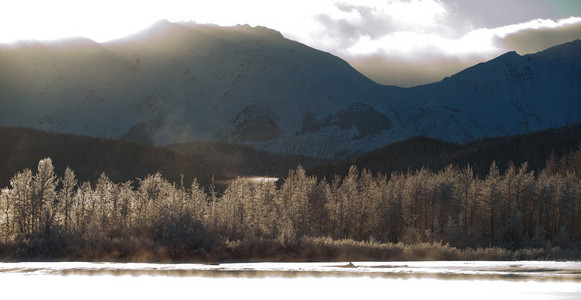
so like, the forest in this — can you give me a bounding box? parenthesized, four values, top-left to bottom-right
(309, 123, 581, 179)
(0, 126, 326, 189)
(1, 150, 581, 261)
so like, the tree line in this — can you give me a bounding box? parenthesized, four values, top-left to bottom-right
(309, 123, 581, 180)
(1, 127, 330, 193)
(1, 156, 580, 261)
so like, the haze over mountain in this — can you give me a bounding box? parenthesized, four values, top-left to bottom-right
(1, 21, 580, 158)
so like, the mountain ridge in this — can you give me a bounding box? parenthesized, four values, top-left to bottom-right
(1, 22, 579, 158)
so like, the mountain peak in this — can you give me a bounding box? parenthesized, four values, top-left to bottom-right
(231, 24, 285, 39)
(501, 50, 520, 58)
(110, 19, 191, 44)
(109, 20, 287, 47)
(1, 25, 580, 159)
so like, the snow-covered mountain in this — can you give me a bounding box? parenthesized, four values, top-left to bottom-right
(396, 42, 581, 143)
(1, 21, 580, 158)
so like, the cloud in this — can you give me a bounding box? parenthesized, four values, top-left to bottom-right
(314, 3, 396, 40)
(305, 0, 451, 55)
(497, 19, 581, 54)
(327, 10, 581, 87)
(441, 0, 549, 29)
(441, 0, 581, 29)
(312, 1, 581, 59)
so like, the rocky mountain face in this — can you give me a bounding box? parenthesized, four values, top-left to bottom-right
(1, 21, 580, 158)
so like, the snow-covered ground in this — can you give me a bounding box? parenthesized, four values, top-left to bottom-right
(1, 261, 580, 299)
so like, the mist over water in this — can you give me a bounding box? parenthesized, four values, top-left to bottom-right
(2, 261, 581, 299)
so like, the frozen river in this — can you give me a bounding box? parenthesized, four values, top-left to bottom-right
(1, 261, 581, 299)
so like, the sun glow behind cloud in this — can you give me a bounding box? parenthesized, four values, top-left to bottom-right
(1, 1, 162, 43)
(385, 0, 447, 28)
(0, 0, 330, 43)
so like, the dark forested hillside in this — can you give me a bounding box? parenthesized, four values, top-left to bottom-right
(0, 127, 324, 188)
(167, 142, 326, 179)
(309, 123, 581, 179)
(0, 127, 213, 187)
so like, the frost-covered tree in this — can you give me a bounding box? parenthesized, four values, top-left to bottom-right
(72, 181, 94, 236)
(478, 161, 503, 244)
(116, 181, 134, 231)
(0, 188, 13, 240)
(324, 175, 343, 238)
(95, 173, 115, 232)
(276, 166, 317, 237)
(2, 156, 581, 259)
(402, 168, 431, 242)
(249, 180, 274, 238)
(354, 168, 378, 240)
(59, 167, 77, 233)
(136, 172, 173, 227)
(215, 177, 249, 239)
(10, 169, 33, 236)
(31, 158, 59, 235)
(188, 178, 209, 225)
(336, 166, 359, 239)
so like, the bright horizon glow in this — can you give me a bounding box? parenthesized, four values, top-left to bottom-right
(0, 0, 333, 44)
(2, 0, 581, 86)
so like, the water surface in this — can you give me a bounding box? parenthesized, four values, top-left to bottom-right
(2, 261, 580, 299)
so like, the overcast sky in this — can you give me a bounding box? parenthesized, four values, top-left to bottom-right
(2, 0, 581, 86)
